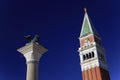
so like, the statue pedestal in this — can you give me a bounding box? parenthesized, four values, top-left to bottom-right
(17, 43, 47, 80)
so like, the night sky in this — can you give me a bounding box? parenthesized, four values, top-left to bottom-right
(0, 0, 120, 80)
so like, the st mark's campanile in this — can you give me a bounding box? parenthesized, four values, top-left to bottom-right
(78, 8, 110, 80)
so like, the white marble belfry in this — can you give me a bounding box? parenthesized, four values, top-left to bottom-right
(17, 42, 47, 80)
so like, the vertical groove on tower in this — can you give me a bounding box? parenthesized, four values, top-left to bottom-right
(95, 67, 98, 80)
(85, 70, 87, 80)
(86, 70, 89, 80)
(82, 71, 85, 80)
(96, 67, 102, 80)
(88, 69, 92, 80)
(92, 68, 97, 80)
(91, 68, 93, 80)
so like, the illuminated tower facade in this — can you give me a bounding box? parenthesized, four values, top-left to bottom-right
(78, 9, 110, 80)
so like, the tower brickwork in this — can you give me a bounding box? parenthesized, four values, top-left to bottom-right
(78, 9, 110, 80)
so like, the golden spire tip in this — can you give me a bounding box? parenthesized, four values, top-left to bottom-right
(84, 8, 87, 13)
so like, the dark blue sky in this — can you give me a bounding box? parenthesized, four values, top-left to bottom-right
(0, 0, 120, 80)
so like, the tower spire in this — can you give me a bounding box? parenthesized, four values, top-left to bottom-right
(84, 8, 87, 13)
(80, 8, 98, 38)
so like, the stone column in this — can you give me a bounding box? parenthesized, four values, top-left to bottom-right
(17, 42, 47, 80)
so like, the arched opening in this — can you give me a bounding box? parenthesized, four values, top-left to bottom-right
(83, 55, 86, 61)
(92, 52, 94, 58)
(86, 54, 89, 59)
(89, 52, 92, 58)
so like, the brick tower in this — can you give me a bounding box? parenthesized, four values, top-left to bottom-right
(78, 8, 110, 80)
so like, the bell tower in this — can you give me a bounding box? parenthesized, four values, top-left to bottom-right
(78, 8, 110, 80)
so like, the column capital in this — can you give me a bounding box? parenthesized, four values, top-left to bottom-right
(17, 42, 48, 62)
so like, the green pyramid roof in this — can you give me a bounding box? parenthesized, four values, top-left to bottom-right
(80, 12, 99, 37)
(81, 18, 91, 36)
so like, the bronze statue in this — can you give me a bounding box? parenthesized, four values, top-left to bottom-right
(24, 35, 39, 43)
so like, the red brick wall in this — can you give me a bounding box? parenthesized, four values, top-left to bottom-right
(80, 35, 94, 46)
(82, 67, 110, 80)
